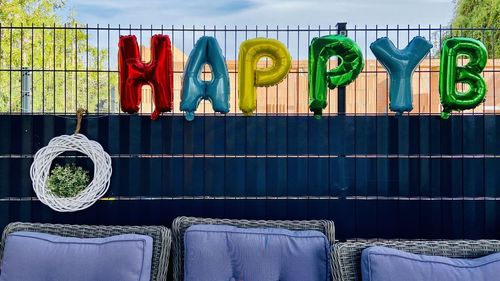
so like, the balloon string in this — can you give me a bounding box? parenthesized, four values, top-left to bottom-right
(74, 108, 87, 135)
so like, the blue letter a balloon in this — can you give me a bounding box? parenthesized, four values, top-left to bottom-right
(181, 36, 230, 121)
(370, 36, 432, 115)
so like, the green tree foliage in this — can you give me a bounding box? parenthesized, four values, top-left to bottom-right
(0, 0, 118, 113)
(451, 0, 500, 57)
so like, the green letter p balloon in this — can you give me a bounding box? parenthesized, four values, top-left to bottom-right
(309, 35, 364, 119)
(439, 37, 488, 119)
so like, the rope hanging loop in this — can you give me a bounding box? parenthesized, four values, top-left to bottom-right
(74, 108, 87, 135)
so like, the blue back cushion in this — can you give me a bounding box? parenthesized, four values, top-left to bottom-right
(184, 224, 330, 281)
(0, 231, 153, 281)
(362, 246, 500, 281)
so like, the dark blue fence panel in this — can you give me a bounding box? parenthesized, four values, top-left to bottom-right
(0, 114, 498, 240)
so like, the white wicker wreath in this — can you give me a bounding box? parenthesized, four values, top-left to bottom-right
(30, 133, 112, 212)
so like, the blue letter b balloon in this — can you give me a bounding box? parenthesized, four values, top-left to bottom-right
(181, 36, 230, 121)
(370, 36, 432, 115)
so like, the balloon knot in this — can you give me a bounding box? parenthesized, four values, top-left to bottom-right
(185, 112, 195, 121)
(151, 110, 160, 120)
(440, 111, 451, 120)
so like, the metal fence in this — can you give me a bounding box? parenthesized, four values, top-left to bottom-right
(0, 24, 498, 115)
(0, 24, 499, 240)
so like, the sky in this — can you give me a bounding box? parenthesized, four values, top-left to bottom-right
(66, 0, 456, 27)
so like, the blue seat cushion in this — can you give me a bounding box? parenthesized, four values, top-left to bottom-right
(0, 231, 153, 281)
(361, 246, 500, 281)
(184, 224, 330, 281)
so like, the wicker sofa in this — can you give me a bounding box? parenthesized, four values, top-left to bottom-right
(171, 216, 336, 281)
(5, 221, 499, 281)
(331, 239, 500, 281)
(0, 222, 172, 281)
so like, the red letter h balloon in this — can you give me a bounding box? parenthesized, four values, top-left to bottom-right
(118, 35, 173, 120)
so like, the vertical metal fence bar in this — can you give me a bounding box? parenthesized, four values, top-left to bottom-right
(9, 24, 12, 113)
(169, 24, 173, 118)
(244, 24, 248, 200)
(326, 25, 330, 115)
(438, 24, 443, 232)
(428, 25, 431, 116)
(63, 24, 67, 114)
(460, 26, 466, 238)
(374, 24, 379, 236)
(327, 24, 332, 227)
(150, 25, 154, 114)
(203, 24, 207, 199)
(460, 26, 465, 116)
(234, 25, 237, 116)
(75, 24, 78, 113)
(384, 25, 388, 115)
(285, 25, 291, 214)
(42, 24, 45, 113)
(0, 25, 2, 111)
(296, 25, 300, 115)
(353, 25, 357, 115)
(20, 24, 23, 113)
(52, 24, 55, 114)
(416, 24, 422, 233)
(494, 26, 497, 114)
(31, 24, 34, 113)
(353, 24, 358, 237)
(168, 24, 174, 202)
(482, 26, 487, 236)
(96, 25, 99, 114)
(84, 24, 88, 111)
(285, 25, 289, 116)
(181, 25, 185, 198)
(336, 23, 347, 115)
(118, 24, 122, 116)
(107, 24, 110, 113)
(277, 25, 281, 115)
(223, 24, 227, 202)
(203, 25, 207, 115)
(0, 23, 2, 113)
(138, 24, 142, 115)
(319, 26, 324, 114)
(364, 25, 368, 115)
(417, 25, 421, 114)
(426, 25, 432, 237)
(265, 25, 269, 115)
(305, 25, 310, 220)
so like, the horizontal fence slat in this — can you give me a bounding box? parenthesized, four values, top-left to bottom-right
(2, 115, 499, 155)
(0, 199, 498, 240)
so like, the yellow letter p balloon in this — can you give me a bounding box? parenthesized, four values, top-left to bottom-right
(238, 38, 292, 115)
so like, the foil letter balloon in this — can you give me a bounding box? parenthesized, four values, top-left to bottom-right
(370, 36, 432, 115)
(180, 36, 230, 121)
(238, 38, 292, 116)
(118, 35, 173, 120)
(309, 35, 364, 119)
(439, 37, 488, 119)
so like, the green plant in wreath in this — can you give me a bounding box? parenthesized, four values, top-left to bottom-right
(47, 163, 90, 197)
